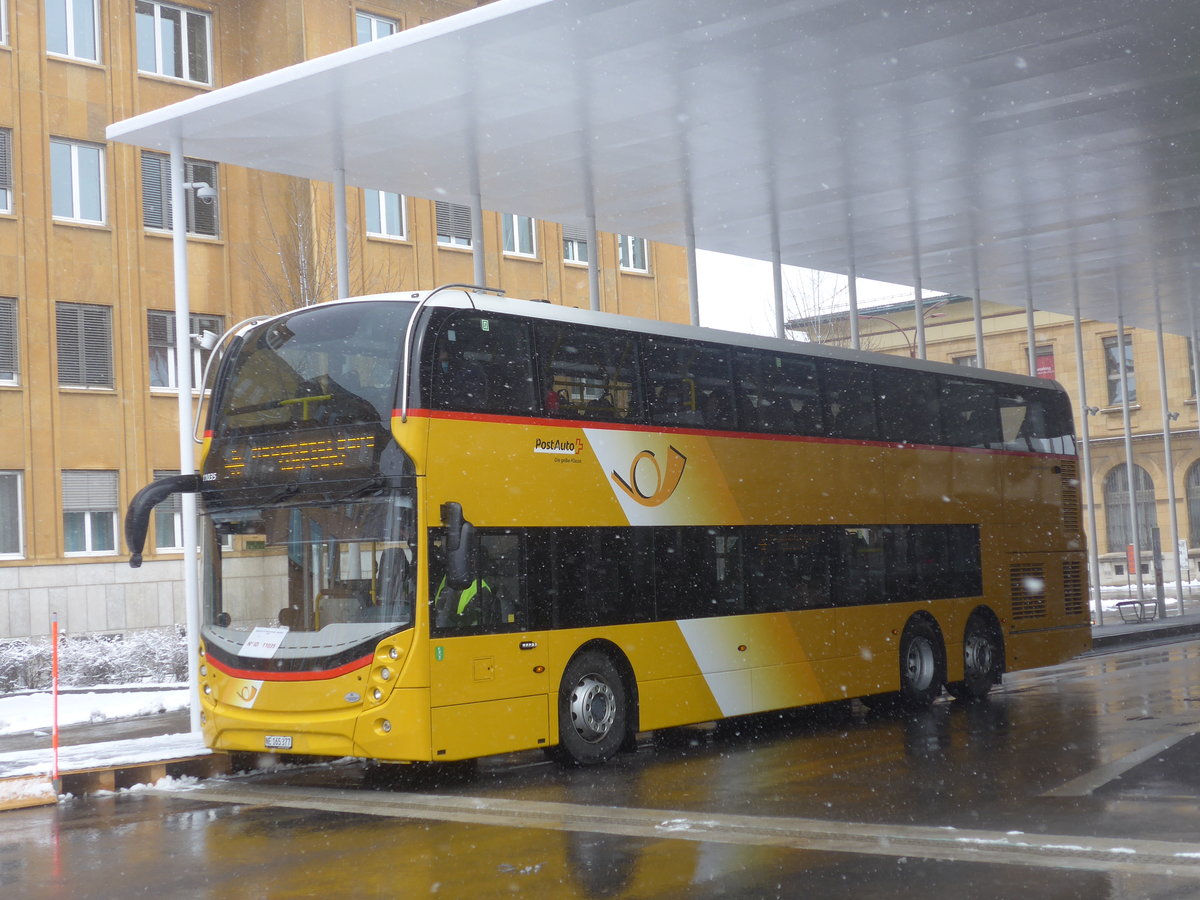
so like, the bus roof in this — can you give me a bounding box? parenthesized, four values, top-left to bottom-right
(281, 290, 1069, 395)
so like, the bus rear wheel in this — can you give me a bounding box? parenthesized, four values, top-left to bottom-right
(947, 615, 1002, 702)
(898, 619, 945, 709)
(551, 651, 628, 767)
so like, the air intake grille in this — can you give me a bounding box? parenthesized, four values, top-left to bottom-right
(1063, 559, 1086, 616)
(1059, 461, 1081, 531)
(1011, 564, 1047, 620)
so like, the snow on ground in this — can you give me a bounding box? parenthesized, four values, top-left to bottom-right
(0, 687, 189, 736)
(0, 733, 209, 779)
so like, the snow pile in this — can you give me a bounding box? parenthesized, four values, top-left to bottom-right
(0, 688, 190, 736)
(0, 628, 186, 693)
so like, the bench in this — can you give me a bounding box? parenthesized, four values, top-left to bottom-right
(1115, 600, 1159, 624)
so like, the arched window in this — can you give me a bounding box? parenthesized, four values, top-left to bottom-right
(1103, 464, 1157, 554)
(1186, 461, 1200, 547)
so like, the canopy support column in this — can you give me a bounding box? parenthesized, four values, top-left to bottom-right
(470, 193, 485, 286)
(169, 134, 201, 735)
(1155, 290, 1179, 617)
(686, 225, 700, 327)
(1117, 315, 1146, 602)
(972, 293, 985, 367)
(587, 215, 600, 311)
(847, 262, 859, 350)
(1072, 301, 1102, 624)
(772, 249, 785, 340)
(334, 168, 349, 299)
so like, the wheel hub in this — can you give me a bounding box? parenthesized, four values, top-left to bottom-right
(569, 674, 616, 743)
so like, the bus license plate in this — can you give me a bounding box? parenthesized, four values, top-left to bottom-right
(264, 735, 293, 750)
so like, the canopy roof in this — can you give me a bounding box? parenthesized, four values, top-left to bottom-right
(108, 0, 1200, 335)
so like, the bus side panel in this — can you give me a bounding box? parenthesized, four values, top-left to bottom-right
(430, 695, 550, 761)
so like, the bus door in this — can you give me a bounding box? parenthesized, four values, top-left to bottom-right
(428, 531, 550, 760)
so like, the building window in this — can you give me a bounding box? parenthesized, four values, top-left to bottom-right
(502, 214, 536, 257)
(562, 224, 589, 264)
(141, 152, 219, 236)
(148, 310, 224, 389)
(0, 128, 11, 214)
(1, 1, 8, 46)
(56, 302, 112, 388)
(436, 201, 472, 247)
(50, 139, 104, 224)
(1102, 335, 1135, 405)
(953, 354, 979, 368)
(0, 471, 22, 559)
(153, 469, 184, 550)
(1104, 464, 1156, 553)
(136, 1, 212, 84)
(63, 470, 118, 555)
(365, 189, 405, 239)
(0, 297, 16, 384)
(356, 11, 398, 43)
(618, 235, 648, 272)
(46, 0, 98, 62)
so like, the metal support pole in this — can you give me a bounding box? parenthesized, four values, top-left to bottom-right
(1155, 302, 1179, 617)
(912, 272, 926, 360)
(1116, 315, 1145, 601)
(1025, 285, 1037, 377)
(972, 292, 986, 368)
(169, 135, 201, 735)
(686, 225, 700, 327)
(1073, 303, 1103, 624)
(586, 214, 600, 312)
(333, 168, 349, 300)
(772, 251, 785, 340)
(847, 262, 860, 350)
(470, 192, 485, 287)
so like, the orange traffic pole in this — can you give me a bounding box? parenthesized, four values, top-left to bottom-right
(51, 612, 60, 788)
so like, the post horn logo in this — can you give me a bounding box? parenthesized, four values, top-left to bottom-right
(612, 446, 687, 507)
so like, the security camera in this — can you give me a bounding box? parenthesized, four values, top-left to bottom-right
(194, 183, 217, 205)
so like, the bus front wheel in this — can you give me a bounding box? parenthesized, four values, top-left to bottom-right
(552, 651, 628, 767)
(898, 619, 945, 709)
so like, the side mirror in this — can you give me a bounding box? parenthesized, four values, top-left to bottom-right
(440, 501, 475, 590)
(125, 474, 201, 568)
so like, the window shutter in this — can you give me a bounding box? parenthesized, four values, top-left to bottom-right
(436, 201, 472, 240)
(562, 224, 588, 244)
(0, 129, 11, 191)
(81, 305, 113, 387)
(152, 469, 182, 513)
(56, 303, 83, 385)
(147, 310, 174, 348)
(62, 470, 119, 513)
(187, 160, 217, 236)
(141, 151, 166, 229)
(0, 298, 16, 378)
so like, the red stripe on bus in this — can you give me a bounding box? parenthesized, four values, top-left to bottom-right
(393, 408, 1074, 459)
(207, 653, 372, 682)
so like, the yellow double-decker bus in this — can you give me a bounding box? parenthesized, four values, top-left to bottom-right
(127, 287, 1090, 767)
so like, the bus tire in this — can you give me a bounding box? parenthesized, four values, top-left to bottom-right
(552, 650, 628, 767)
(898, 618, 945, 709)
(947, 614, 1002, 702)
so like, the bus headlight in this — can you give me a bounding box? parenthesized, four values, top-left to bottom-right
(378, 667, 391, 681)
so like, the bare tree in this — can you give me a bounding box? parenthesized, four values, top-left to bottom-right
(246, 177, 409, 315)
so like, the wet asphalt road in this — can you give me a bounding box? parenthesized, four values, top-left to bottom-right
(4, 638, 1200, 899)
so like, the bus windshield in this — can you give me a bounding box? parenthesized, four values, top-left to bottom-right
(215, 301, 413, 434)
(200, 491, 415, 666)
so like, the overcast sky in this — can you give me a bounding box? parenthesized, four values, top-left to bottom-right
(695, 250, 924, 337)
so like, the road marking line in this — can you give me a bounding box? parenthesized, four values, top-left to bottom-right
(157, 782, 1200, 878)
(1042, 731, 1194, 798)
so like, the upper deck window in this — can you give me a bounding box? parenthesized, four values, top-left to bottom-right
(216, 302, 412, 433)
(431, 312, 535, 415)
